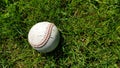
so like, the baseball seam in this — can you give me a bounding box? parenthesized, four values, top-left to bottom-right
(33, 23, 54, 48)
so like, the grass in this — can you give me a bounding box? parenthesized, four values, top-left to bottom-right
(0, 0, 120, 68)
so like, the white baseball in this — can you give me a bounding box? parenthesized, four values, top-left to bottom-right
(28, 22, 60, 53)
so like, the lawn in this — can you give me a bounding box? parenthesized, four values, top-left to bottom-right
(0, 0, 120, 68)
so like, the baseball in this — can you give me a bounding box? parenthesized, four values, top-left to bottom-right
(28, 22, 60, 53)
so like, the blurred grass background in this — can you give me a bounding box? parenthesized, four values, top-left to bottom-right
(0, 0, 120, 68)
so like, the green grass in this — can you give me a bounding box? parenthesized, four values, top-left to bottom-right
(0, 0, 120, 68)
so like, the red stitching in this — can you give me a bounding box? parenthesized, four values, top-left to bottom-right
(33, 23, 54, 48)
